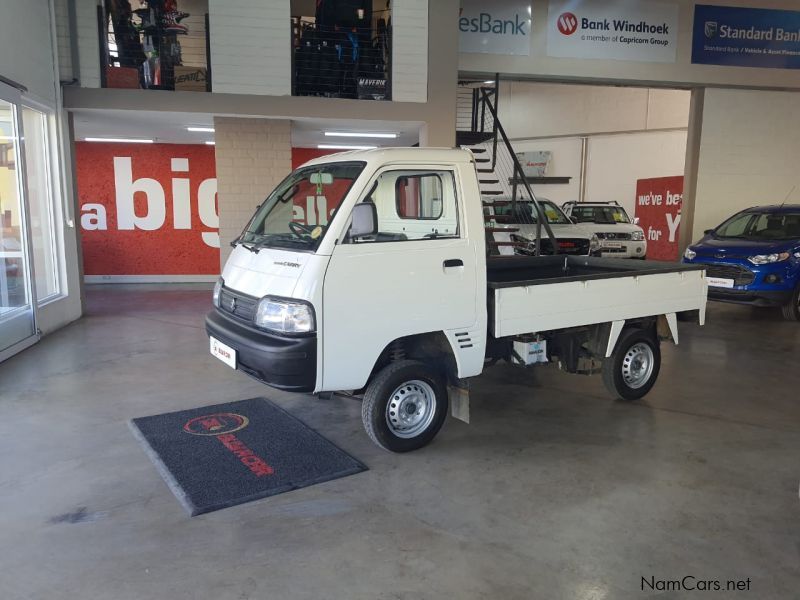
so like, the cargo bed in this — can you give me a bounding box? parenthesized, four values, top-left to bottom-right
(487, 256, 707, 338)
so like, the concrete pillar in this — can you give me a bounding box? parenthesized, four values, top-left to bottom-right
(420, 0, 459, 147)
(678, 88, 704, 254)
(213, 117, 292, 267)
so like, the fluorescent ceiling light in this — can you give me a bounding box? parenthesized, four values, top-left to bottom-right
(205, 140, 215, 145)
(324, 131, 397, 139)
(187, 126, 215, 132)
(84, 137, 154, 143)
(318, 144, 377, 150)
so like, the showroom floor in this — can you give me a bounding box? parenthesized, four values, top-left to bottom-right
(1, 284, 798, 600)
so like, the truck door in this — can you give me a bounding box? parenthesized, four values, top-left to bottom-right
(322, 166, 479, 391)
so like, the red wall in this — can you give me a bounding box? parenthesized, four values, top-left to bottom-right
(76, 142, 219, 276)
(76, 144, 345, 277)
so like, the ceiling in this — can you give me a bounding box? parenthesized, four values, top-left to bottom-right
(71, 109, 422, 148)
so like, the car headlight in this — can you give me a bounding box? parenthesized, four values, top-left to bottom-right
(747, 252, 790, 265)
(631, 230, 645, 241)
(589, 235, 600, 251)
(254, 297, 315, 334)
(684, 248, 697, 261)
(212, 277, 224, 307)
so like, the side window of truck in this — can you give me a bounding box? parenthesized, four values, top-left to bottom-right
(352, 170, 459, 242)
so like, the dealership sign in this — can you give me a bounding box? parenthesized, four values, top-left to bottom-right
(547, 0, 678, 63)
(459, 0, 532, 55)
(692, 5, 800, 69)
(635, 176, 683, 261)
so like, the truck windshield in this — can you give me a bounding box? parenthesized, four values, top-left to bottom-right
(237, 161, 365, 252)
(715, 211, 800, 241)
(494, 200, 570, 225)
(570, 205, 630, 225)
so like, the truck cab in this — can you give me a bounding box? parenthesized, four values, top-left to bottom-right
(207, 148, 707, 453)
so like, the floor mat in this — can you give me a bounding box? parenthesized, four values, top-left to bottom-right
(130, 397, 367, 516)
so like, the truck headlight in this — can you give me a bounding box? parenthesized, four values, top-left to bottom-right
(212, 277, 224, 307)
(631, 230, 645, 241)
(748, 252, 790, 265)
(684, 248, 697, 261)
(589, 235, 600, 252)
(254, 297, 315, 334)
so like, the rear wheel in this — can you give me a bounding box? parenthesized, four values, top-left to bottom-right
(781, 285, 800, 321)
(602, 328, 661, 401)
(361, 360, 448, 453)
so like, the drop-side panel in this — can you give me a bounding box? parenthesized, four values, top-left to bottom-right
(493, 271, 707, 338)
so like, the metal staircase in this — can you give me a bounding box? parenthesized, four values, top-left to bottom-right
(456, 79, 561, 256)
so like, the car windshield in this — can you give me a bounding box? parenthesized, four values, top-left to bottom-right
(238, 161, 365, 252)
(570, 205, 630, 224)
(714, 210, 800, 241)
(493, 200, 570, 225)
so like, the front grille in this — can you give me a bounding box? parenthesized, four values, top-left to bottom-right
(597, 232, 632, 240)
(219, 287, 258, 321)
(699, 263, 755, 286)
(543, 238, 591, 255)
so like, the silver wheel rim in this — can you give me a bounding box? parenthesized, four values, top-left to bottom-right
(621, 342, 655, 389)
(386, 380, 437, 439)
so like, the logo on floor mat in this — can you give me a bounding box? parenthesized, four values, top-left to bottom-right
(183, 413, 249, 436)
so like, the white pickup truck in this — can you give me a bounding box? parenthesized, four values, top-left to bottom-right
(206, 148, 708, 452)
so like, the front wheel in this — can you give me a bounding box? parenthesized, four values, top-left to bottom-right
(781, 285, 800, 321)
(361, 360, 448, 453)
(602, 328, 661, 401)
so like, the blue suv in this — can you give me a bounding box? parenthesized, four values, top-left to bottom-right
(683, 205, 800, 321)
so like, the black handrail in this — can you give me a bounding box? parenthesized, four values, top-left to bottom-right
(478, 87, 562, 256)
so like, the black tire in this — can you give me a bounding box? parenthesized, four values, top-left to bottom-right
(602, 328, 661, 401)
(361, 360, 448, 453)
(781, 285, 800, 321)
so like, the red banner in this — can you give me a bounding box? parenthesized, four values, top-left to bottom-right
(76, 142, 219, 276)
(635, 176, 684, 261)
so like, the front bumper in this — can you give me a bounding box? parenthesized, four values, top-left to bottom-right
(598, 240, 647, 259)
(707, 288, 792, 307)
(205, 308, 317, 392)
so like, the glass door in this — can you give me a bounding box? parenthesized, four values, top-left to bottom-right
(0, 84, 38, 358)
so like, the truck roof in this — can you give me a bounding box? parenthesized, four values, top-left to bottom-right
(300, 147, 476, 168)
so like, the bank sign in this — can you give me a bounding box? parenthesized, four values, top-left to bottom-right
(459, 0, 531, 55)
(547, 0, 678, 63)
(692, 5, 800, 69)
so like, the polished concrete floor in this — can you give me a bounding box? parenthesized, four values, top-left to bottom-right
(1, 284, 799, 600)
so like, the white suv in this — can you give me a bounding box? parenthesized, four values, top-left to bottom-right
(562, 201, 647, 259)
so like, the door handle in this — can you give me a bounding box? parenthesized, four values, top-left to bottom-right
(443, 259, 464, 268)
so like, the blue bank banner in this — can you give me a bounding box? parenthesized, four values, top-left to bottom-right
(692, 4, 800, 69)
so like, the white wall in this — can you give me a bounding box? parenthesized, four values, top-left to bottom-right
(460, 0, 800, 90)
(691, 88, 800, 240)
(513, 137, 583, 205)
(501, 82, 690, 140)
(392, 0, 429, 103)
(210, 0, 291, 95)
(586, 130, 688, 215)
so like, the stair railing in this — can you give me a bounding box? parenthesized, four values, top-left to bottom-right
(478, 86, 561, 256)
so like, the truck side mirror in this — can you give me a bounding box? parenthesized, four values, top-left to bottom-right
(633, 217, 640, 225)
(704, 229, 714, 235)
(349, 202, 378, 239)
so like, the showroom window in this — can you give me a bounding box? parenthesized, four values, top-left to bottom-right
(22, 106, 62, 302)
(353, 169, 459, 242)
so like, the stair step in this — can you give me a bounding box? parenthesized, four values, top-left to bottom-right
(475, 159, 490, 165)
(481, 190, 504, 195)
(479, 179, 500, 184)
(469, 148, 487, 154)
(476, 168, 494, 173)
